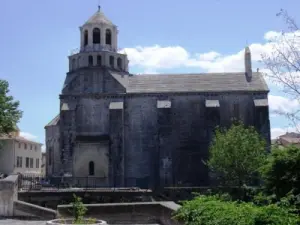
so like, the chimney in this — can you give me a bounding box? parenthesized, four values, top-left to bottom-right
(244, 46, 252, 81)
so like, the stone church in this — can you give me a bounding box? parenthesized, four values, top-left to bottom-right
(45, 7, 271, 188)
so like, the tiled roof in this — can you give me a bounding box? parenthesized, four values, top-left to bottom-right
(109, 71, 269, 93)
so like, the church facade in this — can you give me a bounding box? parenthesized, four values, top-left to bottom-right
(45, 7, 271, 188)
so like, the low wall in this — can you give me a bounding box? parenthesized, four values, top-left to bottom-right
(14, 200, 57, 220)
(58, 201, 182, 225)
(0, 175, 18, 216)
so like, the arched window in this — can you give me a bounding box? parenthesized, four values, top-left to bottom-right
(109, 56, 114, 67)
(117, 58, 122, 69)
(97, 55, 102, 66)
(105, 29, 112, 45)
(84, 30, 88, 46)
(89, 161, 95, 176)
(93, 28, 101, 44)
(72, 58, 76, 70)
(88, 55, 93, 66)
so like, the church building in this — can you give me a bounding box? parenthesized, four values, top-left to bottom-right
(45, 7, 271, 188)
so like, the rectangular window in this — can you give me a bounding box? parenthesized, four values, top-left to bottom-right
(36, 158, 39, 168)
(30, 158, 33, 168)
(233, 103, 240, 119)
(18, 143, 21, 148)
(30, 144, 32, 150)
(24, 143, 27, 150)
(25, 157, 29, 168)
(34, 145, 37, 151)
(16, 156, 22, 168)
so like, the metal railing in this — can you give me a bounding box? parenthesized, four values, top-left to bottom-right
(18, 175, 109, 191)
(70, 44, 125, 56)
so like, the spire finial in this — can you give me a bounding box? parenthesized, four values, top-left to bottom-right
(98, 0, 101, 11)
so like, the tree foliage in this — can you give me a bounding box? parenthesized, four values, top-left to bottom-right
(261, 9, 300, 128)
(260, 145, 300, 198)
(0, 79, 22, 135)
(207, 122, 267, 186)
(174, 195, 299, 225)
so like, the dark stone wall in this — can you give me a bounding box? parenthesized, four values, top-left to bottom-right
(109, 104, 124, 187)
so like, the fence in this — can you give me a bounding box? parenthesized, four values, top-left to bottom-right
(18, 174, 109, 191)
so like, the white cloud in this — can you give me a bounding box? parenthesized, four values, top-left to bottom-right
(41, 145, 46, 152)
(271, 126, 299, 139)
(120, 30, 299, 74)
(19, 132, 38, 141)
(268, 95, 299, 114)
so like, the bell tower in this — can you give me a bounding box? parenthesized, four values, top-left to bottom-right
(67, 6, 129, 77)
(80, 6, 118, 52)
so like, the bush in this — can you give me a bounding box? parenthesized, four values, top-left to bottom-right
(260, 145, 300, 198)
(207, 122, 266, 186)
(173, 195, 299, 225)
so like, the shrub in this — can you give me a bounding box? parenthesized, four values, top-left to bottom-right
(207, 122, 266, 187)
(173, 195, 299, 225)
(260, 145, 300, 198)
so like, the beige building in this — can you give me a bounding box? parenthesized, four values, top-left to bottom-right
(272, 132, 300, 148)
(41, 152, 46, 176)
(0, 129, 43, 175)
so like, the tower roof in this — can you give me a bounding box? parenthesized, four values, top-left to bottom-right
(84, 6, 115, 26)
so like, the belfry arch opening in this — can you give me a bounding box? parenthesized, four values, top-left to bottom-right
(93, 28, 101, 44)
(84, 30, 88, 46)
(89, 161, 95, 176)
(105, 29, 112, 45)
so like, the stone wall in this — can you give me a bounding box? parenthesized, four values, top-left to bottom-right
(0, 175, 18, 216)
(57, 201, 182, 225)
(53, 91, 270, 188)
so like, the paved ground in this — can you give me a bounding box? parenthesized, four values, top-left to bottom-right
(0, 219, 46, 225)
(0, 220, 159, 225)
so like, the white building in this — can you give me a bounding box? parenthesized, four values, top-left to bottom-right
(0, 129, 42, 175)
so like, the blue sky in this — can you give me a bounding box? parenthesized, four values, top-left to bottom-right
(0, 0, 299, 149)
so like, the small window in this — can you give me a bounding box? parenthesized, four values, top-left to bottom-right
(109, 56, 114, 67)
(34, 145, 37, 151)
(84, 30, 88, 46)
(18, 143, 21, 148)
(117, 58, 122, 69)
(30, 145, 32, 150)
(97, 55, 102, 66)
(25, 157, 29, 168)
(30, 158, 33, 168)
(24, 143, 27, 150)
(88, 55, 93, 66)
(72, 58, 76, 71)
(16, 156, 22, 168)
(89, 161, 95, 176)
(36, 158, 39, 168)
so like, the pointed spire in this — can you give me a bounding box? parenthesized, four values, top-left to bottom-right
(83, 6, 115, 26)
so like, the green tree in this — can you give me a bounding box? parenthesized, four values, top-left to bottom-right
(174, 195, 300, 225)
(0, 79, 22, 135)
(260, 145, 300, 198)
(207, 122, 267, 186)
